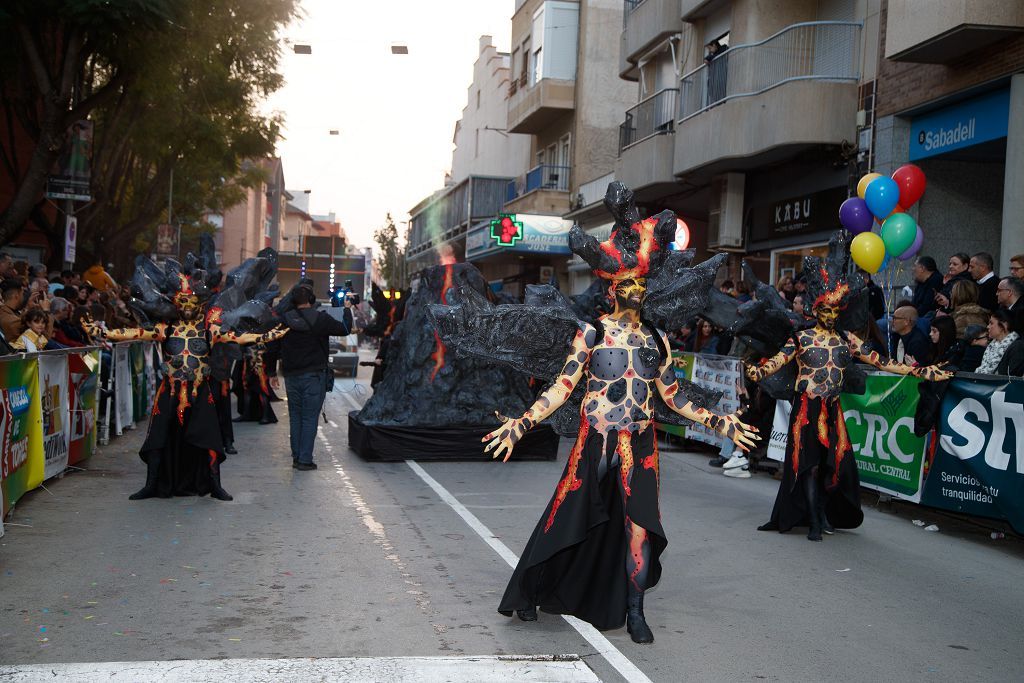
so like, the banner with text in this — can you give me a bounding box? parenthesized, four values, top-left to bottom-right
(921, 376, 1024, 533)
(68, 349, 100, 466)
(113, 344, 133, 434)
(39, 354, 70, 480)
(0, 357, 44, 517)
(685, 354, 743, 449)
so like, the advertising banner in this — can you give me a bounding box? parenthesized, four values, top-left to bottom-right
(766, 400, 792, 463)
(686, 354, 743, 449)
(45, 120, 93, 201)
(0, 357, 44, 517)
(113, 344, 133, 435)
(39, 354, 70, 480)
(842, 373, 928, 502)
(68, 350, 100, 466)
(921, 376, 1024, 533)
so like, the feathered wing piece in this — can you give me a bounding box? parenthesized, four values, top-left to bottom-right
(211, 249, 281, 333)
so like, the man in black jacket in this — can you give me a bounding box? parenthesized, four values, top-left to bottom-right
(266, 286, 349, 470)
(911, 256, 944, 319)
(969, 252, 999, 312)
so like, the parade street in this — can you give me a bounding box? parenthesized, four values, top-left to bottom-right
(0, 364, 1020, 683)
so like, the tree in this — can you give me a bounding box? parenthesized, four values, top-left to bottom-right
(374, 213, 405, 289)
(0, 0, 176, 246)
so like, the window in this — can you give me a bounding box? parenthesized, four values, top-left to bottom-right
(475, 128, 479, 158)
(520, 39, 530, 84)
(530, 6, 544, 85)
(559, 135, 570, 169)
(476, 90, 481, 109)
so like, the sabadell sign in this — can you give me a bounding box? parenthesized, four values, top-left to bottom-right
(909, 88, 1009, 161)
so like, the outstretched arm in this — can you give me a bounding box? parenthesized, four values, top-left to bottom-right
(654, 332, 759, 452)
(745, 339, 797, 381)
(483, 325, 595, 462)
(847, 333, 952, 381)
(211, 325, 288, 346)
(84, 320, 165, 342)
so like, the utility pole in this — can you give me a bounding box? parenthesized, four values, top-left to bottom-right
(169, 167, 179, 260)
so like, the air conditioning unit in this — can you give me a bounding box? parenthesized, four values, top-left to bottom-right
(707, 172, 745, 251)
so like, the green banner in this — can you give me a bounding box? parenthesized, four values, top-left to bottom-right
(658, 351, 695, 437)
(68, 349, 100, 466)
(0, 357, 44, 516)
(842, 373, 927, 502)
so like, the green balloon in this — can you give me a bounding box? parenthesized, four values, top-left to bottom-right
(880, 213, 917, 257)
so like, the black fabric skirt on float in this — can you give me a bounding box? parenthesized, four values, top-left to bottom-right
(498, 425, 666, 631)
(765, 393, 864, 532)
(140, 378, 225, 498)
(214, 379, 234, 444)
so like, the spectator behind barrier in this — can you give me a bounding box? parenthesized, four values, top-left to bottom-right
(13, 308, 49, 352)
(996, 277, 1023, 334)
(948, 279, 990, 337)
(976, 310, 1024, 376)
(927, 316, 958, 366)
(969, 252, 999, 312)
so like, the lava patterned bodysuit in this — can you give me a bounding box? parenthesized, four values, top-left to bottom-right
(89, 277, 285, 501)
(491, 275, 757, 643)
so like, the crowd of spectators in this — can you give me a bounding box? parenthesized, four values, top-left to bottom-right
(0, 252, 132, 354)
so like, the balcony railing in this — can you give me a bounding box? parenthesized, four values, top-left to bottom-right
(577, 172, 615, 208)
(622, 0, 645, 26)
(679, 21, 861, 121)
(506, 164, 572, 202)
(618, 88, 678, 152)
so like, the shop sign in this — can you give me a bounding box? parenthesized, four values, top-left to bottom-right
(910, 89, 1009, 161)
(466, 214, 572, 260)
(749, 186, 846, 242)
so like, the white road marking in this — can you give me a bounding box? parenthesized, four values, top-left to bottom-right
(0, 655, 600, 682)
(406, 460, 654, 683)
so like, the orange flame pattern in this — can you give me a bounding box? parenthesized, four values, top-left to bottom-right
(544, 420, 589, 532)
(429, 264, 455, 382)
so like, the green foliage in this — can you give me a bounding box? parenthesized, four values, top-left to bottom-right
(374, 213, 406, 289)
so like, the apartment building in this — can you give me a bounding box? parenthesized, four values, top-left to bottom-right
(406, 36, 530, 281)
(218, 157, 287, 272)
(872, 0, 1024, 273)
(606, 0, 871, 286)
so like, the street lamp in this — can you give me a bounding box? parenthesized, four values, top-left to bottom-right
(293, 44, 312, 54)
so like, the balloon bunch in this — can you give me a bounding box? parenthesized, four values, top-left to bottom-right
(839, 164, 927, 274)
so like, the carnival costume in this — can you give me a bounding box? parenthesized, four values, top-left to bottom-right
(87, 243, 285, 501)
(235, 342, 277, 424)
(430, 182, 759, 643)
(742, 233, 950, 540)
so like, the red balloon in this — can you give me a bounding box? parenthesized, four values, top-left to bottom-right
(892, 164, 926, 209)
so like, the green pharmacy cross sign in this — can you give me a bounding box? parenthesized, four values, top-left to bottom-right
(490, 214, 524, 247)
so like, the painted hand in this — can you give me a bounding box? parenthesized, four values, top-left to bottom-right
(744, 363, 763, 382)
(912, 364, 953, 382)
(482, 411, 533, 463)
(82, 319, 104, 339)
(708, 409, 761, 452)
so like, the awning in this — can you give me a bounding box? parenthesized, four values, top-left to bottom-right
(465, 213, 574, 261)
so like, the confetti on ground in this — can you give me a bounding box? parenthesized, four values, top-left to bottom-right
(835, 568, 851, 572)
(84, 616, 94, 620)
(181, 565, 196, 570)
(228, 638, 241, 642)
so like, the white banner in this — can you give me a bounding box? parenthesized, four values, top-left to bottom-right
(39, 354, 70, 480)
(767, 400, 793, 463)
(686, 354, 743, 448)
(113, 344, 133, 435)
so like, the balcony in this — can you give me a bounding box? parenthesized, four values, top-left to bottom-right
(674, 21, 861, 178)
(885, 0, 1024, 63)
(616, 88, 677, 193)
(620, 0, 682, 79)
(406, 175, 512, 261)
(507, 78, 576, 134)
(504, 164, 572, 215)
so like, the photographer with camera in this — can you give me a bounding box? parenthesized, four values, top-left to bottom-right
(266, 284, 350, 471)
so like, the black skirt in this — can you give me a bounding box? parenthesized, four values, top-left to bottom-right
(765, 393, 864, 532)
(498, 424, 667, 631)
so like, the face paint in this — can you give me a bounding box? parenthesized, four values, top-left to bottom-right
(614, 278, 647, 310)
(814, 304, 838, 329)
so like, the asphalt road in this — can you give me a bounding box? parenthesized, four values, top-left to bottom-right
(2, 364, 1023, 682)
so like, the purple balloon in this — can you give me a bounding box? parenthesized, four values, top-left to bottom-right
(839, 197, 873, 234)
(898, 225, 924, 261)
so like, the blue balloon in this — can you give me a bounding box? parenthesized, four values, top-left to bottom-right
(864, 176, 900, 220)
(879, 253, 891, 271)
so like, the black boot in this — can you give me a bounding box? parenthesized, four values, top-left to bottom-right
(803, 471, 822, 542)
(819, 494, 835, 535)
(129, 454, 161, 500)
(209, 466, 233, 501)
(223, 441, 238, 455)
(516, 606, 537, 621)
(626, 589, 654, 644)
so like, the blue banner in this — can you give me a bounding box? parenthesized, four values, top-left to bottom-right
(921, 376, 1024, 532)
(910, 89, 1010, 161)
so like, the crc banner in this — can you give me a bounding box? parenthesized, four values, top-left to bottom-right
(842, 374, 927, 502)
(686, 354, 743, 449)
(68, 349, 100, 466)
(113, 344, 134, 435)
(0, 357, 44, 517)
(921, 376, 1024, 533)
(39, 354, 70, 480)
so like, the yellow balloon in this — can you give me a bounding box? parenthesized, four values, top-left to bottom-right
(857, 172, 883, 200)
(850, 231, 886, 273)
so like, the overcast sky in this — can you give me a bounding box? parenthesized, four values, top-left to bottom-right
(264, 0, 514, 251)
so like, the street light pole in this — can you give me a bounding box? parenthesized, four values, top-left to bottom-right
(169, 167, 179, 260)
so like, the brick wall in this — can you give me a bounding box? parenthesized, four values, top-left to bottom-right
(876, 1, 1024, 116)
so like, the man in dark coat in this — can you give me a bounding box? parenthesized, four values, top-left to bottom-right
(911, 256, 944, 319)
(969, 252, 999, 312)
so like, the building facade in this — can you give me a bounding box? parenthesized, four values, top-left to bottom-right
(218, 157, 287, 272)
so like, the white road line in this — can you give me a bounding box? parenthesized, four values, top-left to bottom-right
(406, 461, 654, 683)
(0, 655, 600, 682)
